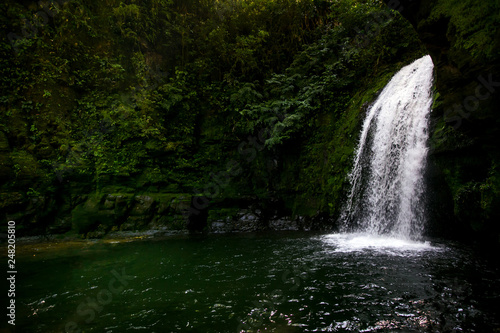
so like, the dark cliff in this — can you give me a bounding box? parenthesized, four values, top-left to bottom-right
(389, 0, 500, 244)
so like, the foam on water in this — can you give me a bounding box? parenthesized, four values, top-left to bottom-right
(322, 233, 439, 254)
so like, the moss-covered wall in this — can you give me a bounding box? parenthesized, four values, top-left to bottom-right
(2, 0, 467, 239)
(389, 0, 500, 244)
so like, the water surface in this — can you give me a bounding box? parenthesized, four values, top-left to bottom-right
(11, 232, 500, 332)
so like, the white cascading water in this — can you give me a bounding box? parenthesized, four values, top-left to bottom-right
(339, 55, 434, 240)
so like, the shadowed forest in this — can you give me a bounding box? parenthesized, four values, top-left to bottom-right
(1, 0, 499, 245)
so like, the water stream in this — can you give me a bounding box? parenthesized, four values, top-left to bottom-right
(340, 55, 434, 239)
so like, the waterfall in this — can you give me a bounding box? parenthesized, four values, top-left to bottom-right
(339, 55, 434, 240)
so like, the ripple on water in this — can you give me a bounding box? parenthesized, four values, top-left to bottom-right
(13, 233, 500, 333)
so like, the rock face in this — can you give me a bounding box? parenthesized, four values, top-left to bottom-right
(388, 0, 500, 244)
(1, 0, 498, 243)
(0, 132, 13, 183)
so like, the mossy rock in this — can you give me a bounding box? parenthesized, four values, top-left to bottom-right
(71, 195, 115, 234)
(35, 137, 56, 160)
(129, 195, 156, 216)
(0, 152, 14, 183)
(121, 215, 151, 231)
(48, 216, 73, 234)
(207, 208, 239, 223)
(155, 214, 186, 231)
(10, 150, 41, 186)
(0, 132, 10, 152)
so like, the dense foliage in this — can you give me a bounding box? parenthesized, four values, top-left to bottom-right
(0, 0, 424, 235)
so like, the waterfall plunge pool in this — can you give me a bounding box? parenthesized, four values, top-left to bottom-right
(10, 232, 500, 332)
(10, 56, 497, 332)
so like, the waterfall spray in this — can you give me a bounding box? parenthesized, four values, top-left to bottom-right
(339, 55, 434, 240)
